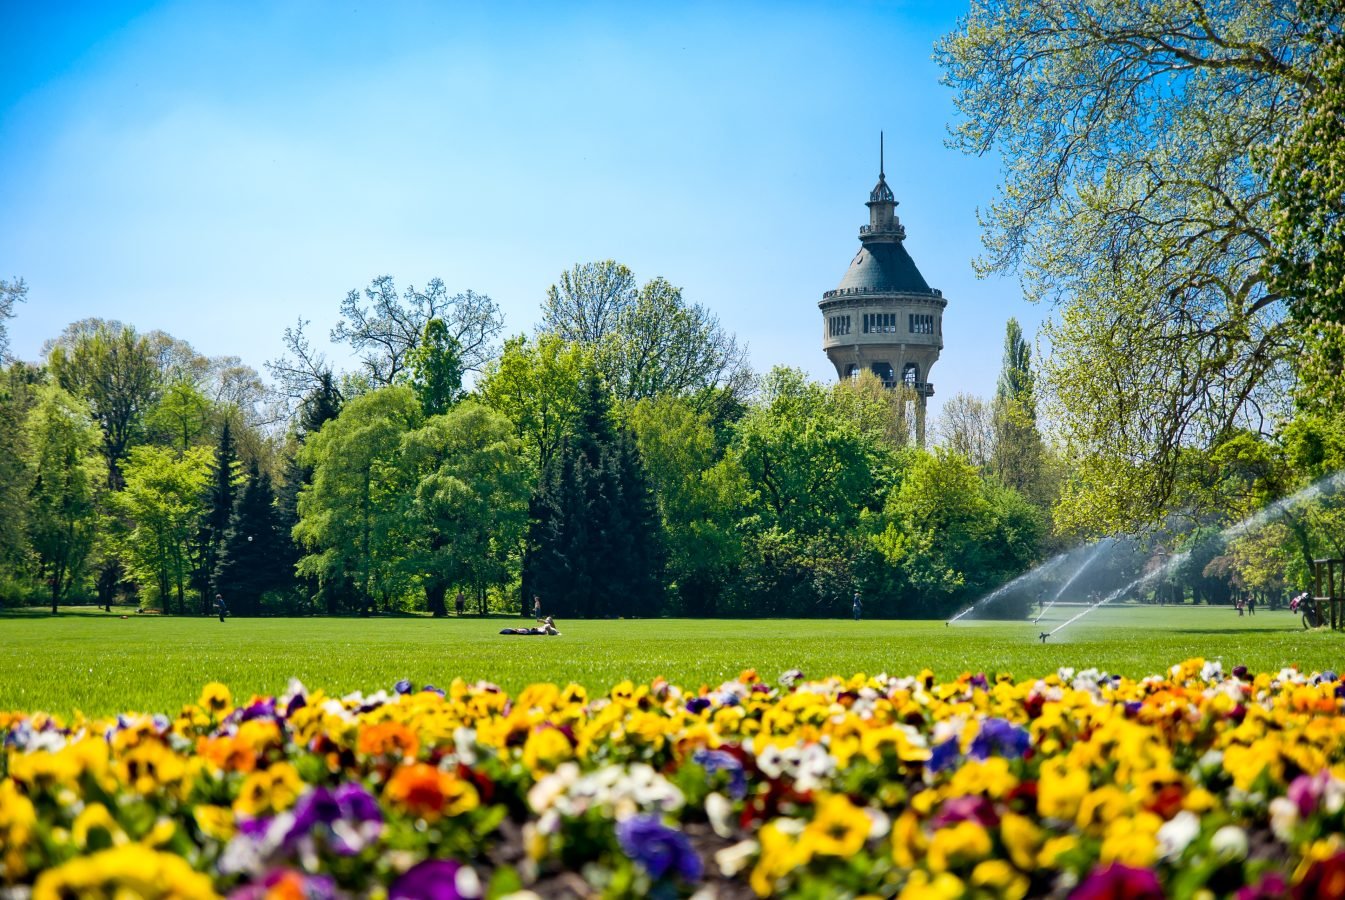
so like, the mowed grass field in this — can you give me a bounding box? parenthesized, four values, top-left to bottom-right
(1, 604, 1341, 715)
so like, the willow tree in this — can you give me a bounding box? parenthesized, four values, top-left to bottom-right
(937, 1, 1335, 533)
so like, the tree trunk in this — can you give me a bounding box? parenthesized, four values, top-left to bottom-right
(426, 580, 447, 617)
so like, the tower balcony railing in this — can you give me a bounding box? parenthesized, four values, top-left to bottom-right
(859, 223, 906, 238)
(880, 380, 935, 398)
(820, 286, 944, 300)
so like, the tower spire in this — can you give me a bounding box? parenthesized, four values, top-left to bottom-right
(880, 131, 884, 179)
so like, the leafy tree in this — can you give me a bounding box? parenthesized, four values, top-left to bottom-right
(935, 393, 994, 468)
(214, 461, 289, 615)
(0, 364, 40, 580)
(111, 446, 212, 613)
(401, 402, 531, 615)
(629, 396, 743, 616)
(25, 386, 106, 613)
(937, 1, 1332, 530)
(478, 334, 590, 472)
(991, 319, 1047, 502)
(333, 276, 502, 385)
(726, 368, 892, 615)
(541, 260, 638, 344)
(295, 386, 422, 614)
(147, 380, 213, 452)
(405, 318, 464, 415)
(874, 449, 1043, 618)
(0, 277, 27, 362)
(47, 323, 161, 489)
(541, 261, 751, 408)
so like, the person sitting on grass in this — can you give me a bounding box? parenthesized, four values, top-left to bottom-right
(499, 616, 561, 636)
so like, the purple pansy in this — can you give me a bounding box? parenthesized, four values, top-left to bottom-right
(285, 783, 383, 854)
(389, 859, 482, 900)
(1070, 863, 1164, 900)
(970, 717, 1031, 760)
(929, 737, 961, 773)
(693, 748, 748, 800)
(616, 815, 703, 882)
(686, 697, 712, 715)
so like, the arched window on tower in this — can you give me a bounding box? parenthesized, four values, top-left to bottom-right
(903, 363, 919, 388)
(844, 364, 860, 380)
(871, 362, 894, 387)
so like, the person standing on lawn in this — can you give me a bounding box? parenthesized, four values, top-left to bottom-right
(214, 593, 228, 623)
(533, 595, 542, 621)
(852, 592, 862, 621)
(455, 591, 466, 617)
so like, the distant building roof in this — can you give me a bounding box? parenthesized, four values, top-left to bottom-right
(836, 241, 932, 294)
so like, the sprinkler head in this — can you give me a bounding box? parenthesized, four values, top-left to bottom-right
(1039, 632, 1050, 643)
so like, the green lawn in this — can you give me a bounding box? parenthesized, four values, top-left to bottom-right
(1, 604, 1340, 716)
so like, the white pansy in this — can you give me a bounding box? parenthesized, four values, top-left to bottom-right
(1210, 825, 1248, 861)
(1269, 796, 1299, 842)
(705, 792, 733, 838)
(1157, 811, 1200, 860)
(715, 840, 759, 876)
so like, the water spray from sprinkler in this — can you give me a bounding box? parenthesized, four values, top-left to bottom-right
(948, 551, 1070, 624)
(1034, 539, 1112, 623)
(1038, 468, 1345, 642)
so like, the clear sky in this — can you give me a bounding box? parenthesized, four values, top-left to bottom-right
(0, 0, 1043, 418)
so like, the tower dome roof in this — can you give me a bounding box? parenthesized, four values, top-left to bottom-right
(836, 241, 932, 294)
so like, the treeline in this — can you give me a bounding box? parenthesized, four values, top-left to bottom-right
(0, 264, 1060, 618)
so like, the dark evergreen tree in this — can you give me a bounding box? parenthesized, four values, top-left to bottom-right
(524, 372, 664, 619)
(299, 371, 343, 437)
(277, 374, 345, 612)
(215, 460, 286, 615)
(197, 421, 236, 613)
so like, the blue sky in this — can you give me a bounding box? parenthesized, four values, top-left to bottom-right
(0, 1, 1042, 418)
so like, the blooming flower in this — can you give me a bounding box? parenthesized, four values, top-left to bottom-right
(388, 859, 483, 899)
(616, 815, 703, 882)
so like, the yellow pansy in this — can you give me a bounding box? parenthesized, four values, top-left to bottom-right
(32, 845, 218, 900)
(972, 859, 1028, 900)
(800, 794, 871, 858)
(927, 821, 992, 872)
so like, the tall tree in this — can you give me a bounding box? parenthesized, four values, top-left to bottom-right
(215, 461, 287, 615)
(332, 276, 502, 385)
(935, 393, 994, 468)
(1270, 11, 1345, 409)
(629, 396, 743, 616)
(990, 319, 1046, 501)
(295, 387, 422, 614)
(401, 402, 531, 616)
(47, 323, 160, 489)
(0, 277, 27, 362)
(540, 262, 751, 409)
(540, 260, 638, 344)
(198, 421, 239, 611)
(25, 386, 106, 613)
(405, 318, 464, 416)
(0, 364, 40, 579)
(478, 334, 590, 472)
(111, 446, 212, 613)
(936, 1, 1334, 531)
(524, 372, 664, 618)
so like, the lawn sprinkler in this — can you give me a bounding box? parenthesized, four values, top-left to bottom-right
(1039, 632, 1050, 643)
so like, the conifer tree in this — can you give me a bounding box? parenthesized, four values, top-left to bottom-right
(215, 460, 285, 615)
(197, 420, 237, 611)
(524, 371, 664, 618)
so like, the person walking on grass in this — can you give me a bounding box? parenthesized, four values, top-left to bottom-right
(533, 595, 542, 621)
(852, 591, 862, 621)
(214, 593, 228, 623)
(455, 591, 466, 617)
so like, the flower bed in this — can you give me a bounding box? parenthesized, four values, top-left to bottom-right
(4, 660, 1345, 898)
